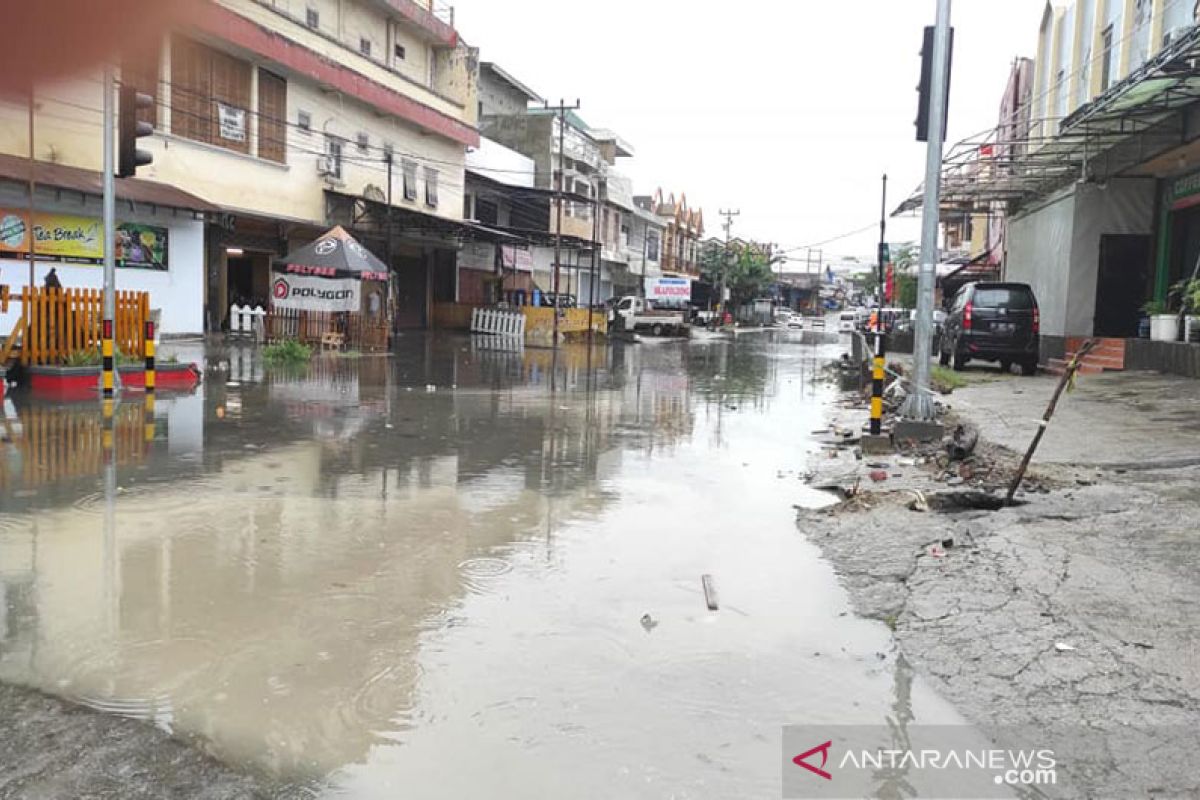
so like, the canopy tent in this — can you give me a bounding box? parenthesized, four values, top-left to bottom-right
(272, 225, 388, 313)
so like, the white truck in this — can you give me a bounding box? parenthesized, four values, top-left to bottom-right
(611, 296, 688, 336)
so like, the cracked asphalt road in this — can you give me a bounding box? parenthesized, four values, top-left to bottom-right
(801, 439, 1200, 796)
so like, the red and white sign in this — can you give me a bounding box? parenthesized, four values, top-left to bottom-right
(271, 273, 360, 313)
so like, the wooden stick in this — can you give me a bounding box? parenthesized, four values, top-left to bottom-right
(1006, 339, 1098, 504)
(701, 574, 719, 611)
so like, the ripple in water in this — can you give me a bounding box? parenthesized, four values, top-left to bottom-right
(70, 478, 221, 515)
(457, 556, 514, 594)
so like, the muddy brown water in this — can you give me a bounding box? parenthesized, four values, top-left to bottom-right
(0, 334, 968, 797)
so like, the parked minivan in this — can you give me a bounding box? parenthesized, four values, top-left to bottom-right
(939, 282, 1040, 374)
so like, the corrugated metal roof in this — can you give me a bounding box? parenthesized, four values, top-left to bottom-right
(0, 153, 219, 213)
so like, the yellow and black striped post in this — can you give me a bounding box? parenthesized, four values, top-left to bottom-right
(101, 319, 115, 399)
(869, 328, 886, 436)
(101, 396, 115, 460)
(144, 320, 156, 395)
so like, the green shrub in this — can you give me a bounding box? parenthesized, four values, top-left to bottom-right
(263, 340, 313, 364)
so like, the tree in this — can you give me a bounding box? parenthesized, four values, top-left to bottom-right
(699, 241, 779, 306)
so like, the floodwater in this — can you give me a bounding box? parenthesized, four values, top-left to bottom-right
(0, 333, 967, 797)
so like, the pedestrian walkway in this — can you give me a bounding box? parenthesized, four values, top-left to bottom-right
(952, 368, 1200, 467)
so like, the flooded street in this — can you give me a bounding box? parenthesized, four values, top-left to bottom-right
(0, 335, 967, 797)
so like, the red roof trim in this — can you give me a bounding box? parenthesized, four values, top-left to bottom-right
(192, 3, 478, 148)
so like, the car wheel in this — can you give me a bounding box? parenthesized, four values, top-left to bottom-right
(1020, 359, 1037, 376)
(952, 350, 968, 371)
(999, 359, 1012, 374)
(652, 323, 664, 337)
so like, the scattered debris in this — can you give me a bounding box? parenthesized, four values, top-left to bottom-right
(701, 574, 719, 611)
(868, 470, 888, 482)
(1054, 642, 1077, 652)
(907, 490, 929, 512)
(946, 424, 979, 461)
(639, 613, 658, 632)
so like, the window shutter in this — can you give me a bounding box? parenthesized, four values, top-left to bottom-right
(257, 69, 287, 164)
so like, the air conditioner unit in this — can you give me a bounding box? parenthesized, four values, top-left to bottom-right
(316, 155, 337, 176)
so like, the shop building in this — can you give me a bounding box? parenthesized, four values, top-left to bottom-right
(0, 0, 486, 336)
(900, 0, 1200, 374)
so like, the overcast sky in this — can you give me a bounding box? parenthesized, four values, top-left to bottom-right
(451, 0, 1047, 264)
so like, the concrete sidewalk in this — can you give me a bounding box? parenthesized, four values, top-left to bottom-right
(947, 366, 1200, 467)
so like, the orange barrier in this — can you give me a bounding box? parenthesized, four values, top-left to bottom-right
(1, 287, 149, 366)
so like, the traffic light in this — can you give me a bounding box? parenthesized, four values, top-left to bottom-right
(915, 25, 954, 143)
(118, 83, 155, 177)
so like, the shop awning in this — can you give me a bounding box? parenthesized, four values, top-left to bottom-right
(0, 153, 219, 214)
(895, 24, 1200, 216)
(325, 190, 530, 247)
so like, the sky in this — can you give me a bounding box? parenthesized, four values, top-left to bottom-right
(450, 0, 1048, 265)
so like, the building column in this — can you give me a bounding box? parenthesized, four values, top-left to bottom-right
(1154, 183, 1173, 302)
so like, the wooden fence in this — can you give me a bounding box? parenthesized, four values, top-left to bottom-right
(264, 309, 389, 351)
(0, 401, 150, 492)
(0, 287, 149, 367)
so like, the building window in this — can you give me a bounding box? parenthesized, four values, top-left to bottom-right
(257, 69, 287, 164)
(646, 231, 660, 262)
(298, 110, 311, 133)
(476, 198, 498, 225)
(170, 35, 251, 155)
(425, 167, 439, 208)
(306, 7, 319, 28)
(325, 135, 343, 179)
(359, 37, 372, 58)
(357, 132, 370, 153)
(1101, 25, 1115, 90)
(394, 43, 407, 61)
(463, 193, 473, 219)
(402, 159, 417, 200)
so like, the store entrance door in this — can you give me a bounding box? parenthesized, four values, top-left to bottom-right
(1093, 234, 1151, 337)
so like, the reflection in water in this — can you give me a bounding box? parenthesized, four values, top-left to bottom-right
(0, 335, 962, 797)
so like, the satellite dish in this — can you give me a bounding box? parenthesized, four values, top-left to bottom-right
(363, 184, 386, 203)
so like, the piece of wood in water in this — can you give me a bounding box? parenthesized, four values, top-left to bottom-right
(701, 574, 719, 611)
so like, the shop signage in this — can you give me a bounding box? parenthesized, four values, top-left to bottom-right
(501, 245, 533, 271)
(0, 209, 168, 269)
(648, 276, 691, 302)
(218, 103, 247, 142)
(1170, 170, 1200, 204)
(271, 273, 360, 313)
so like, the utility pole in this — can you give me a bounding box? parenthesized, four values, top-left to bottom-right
(901, 0, 951, 427)
(878, 174, 888, 307)
(547, 99, 580, 349)
(27, 82, 36, 292)
(102, 66, 117, 399)
(719, 208, 739, 320)
(588, 180, 602, 342)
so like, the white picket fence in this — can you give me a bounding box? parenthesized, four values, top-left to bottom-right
(230, 304, 266, 341)
(470, 307, 526, 339)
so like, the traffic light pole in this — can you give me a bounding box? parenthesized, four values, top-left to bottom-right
(101, 66, 116, 399)
(900, 0, 951, 425)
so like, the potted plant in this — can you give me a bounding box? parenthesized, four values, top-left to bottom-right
(1178, 278, 1200, 343)
(1144, 299, 1179, 342)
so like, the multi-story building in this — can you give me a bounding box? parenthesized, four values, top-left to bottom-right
(478, 72, 640, 307)
(633, 190, 703, 306)
(1, 0, 484, 335)
(909, 0, 1200, 372)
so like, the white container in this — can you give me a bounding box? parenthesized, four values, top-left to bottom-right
(1150, 314, 1180, 342)
(1186, 315, 1200, 343)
